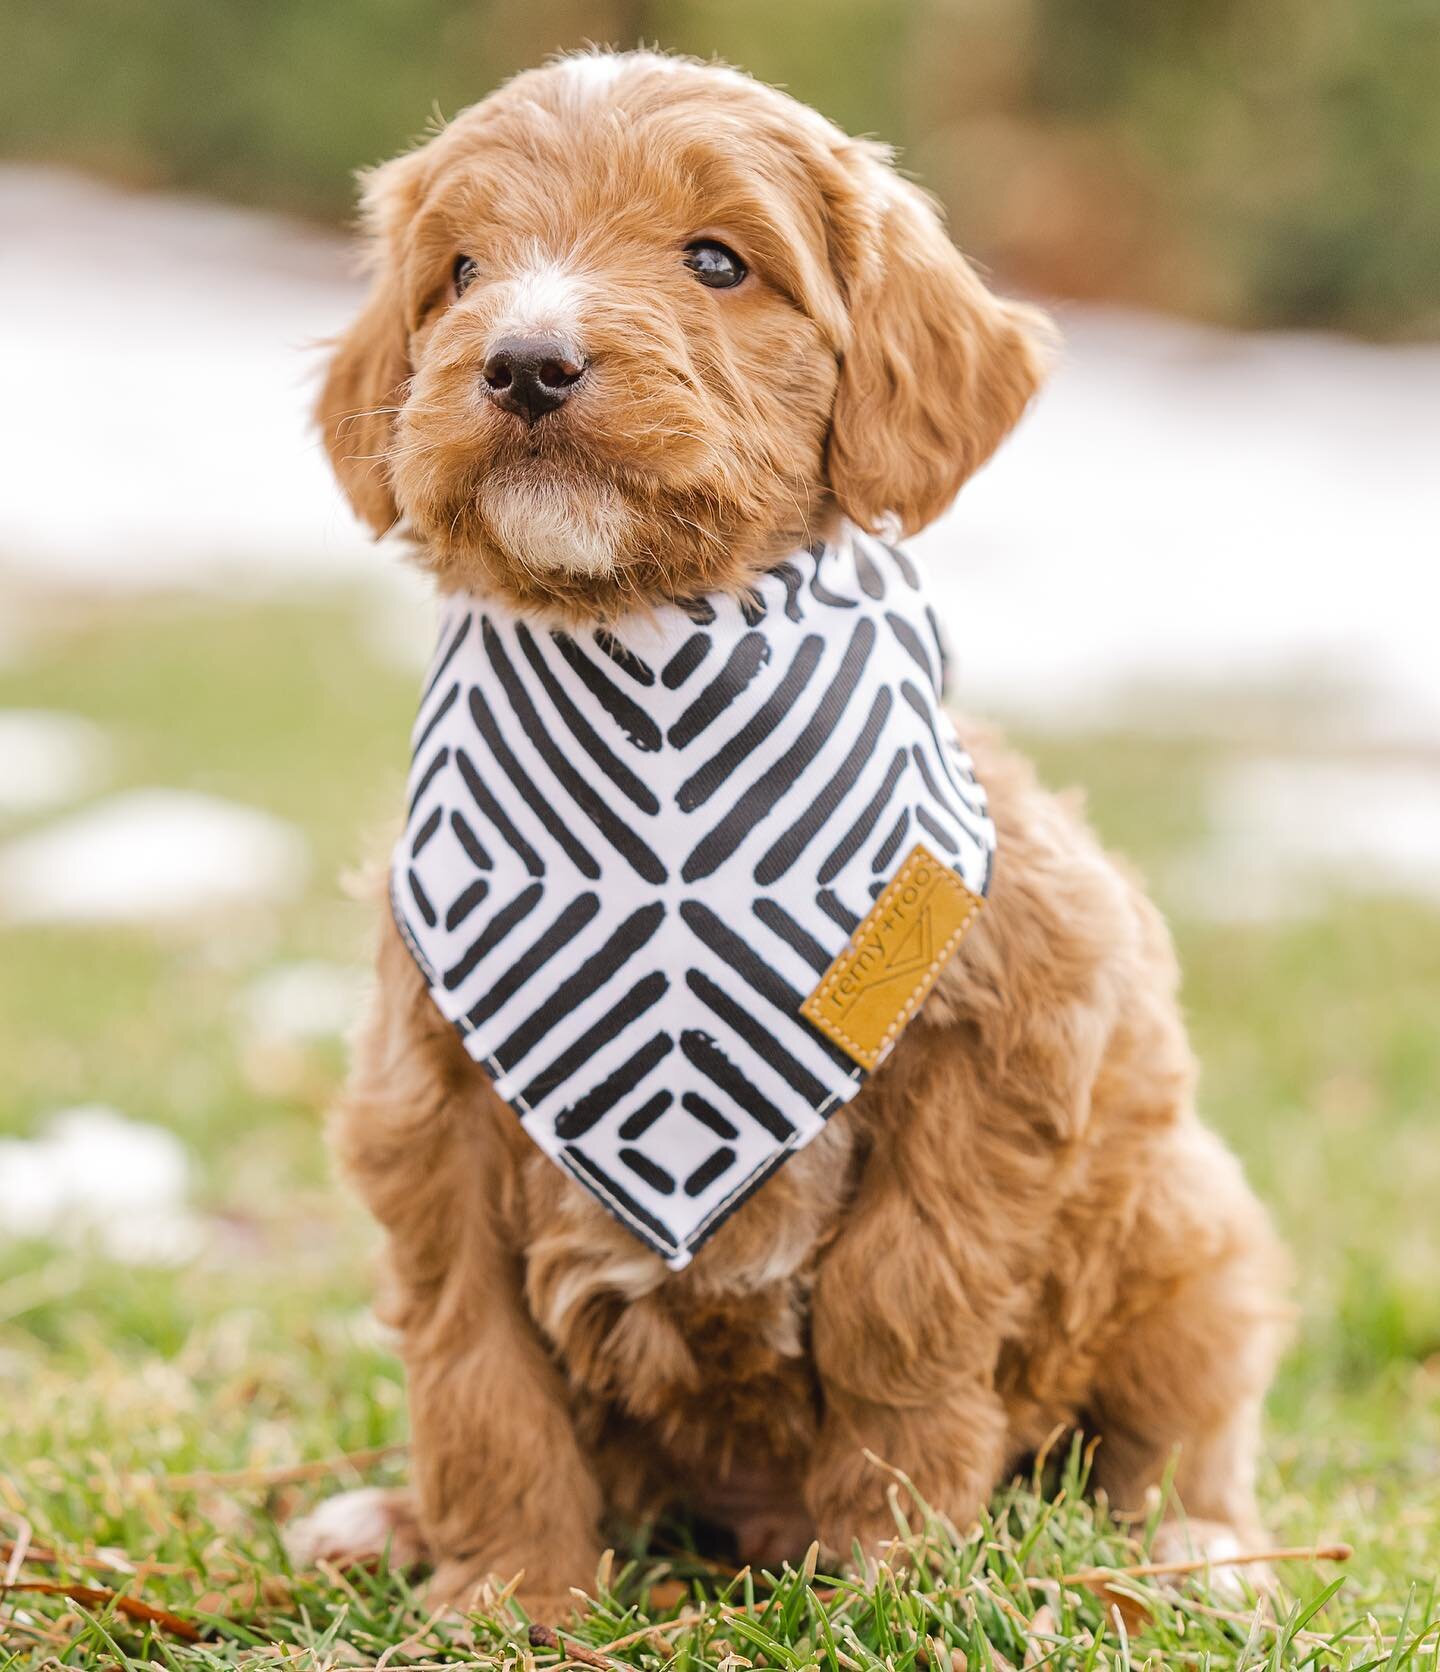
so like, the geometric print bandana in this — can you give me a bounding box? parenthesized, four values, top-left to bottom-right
(391, 529, 996, 1268)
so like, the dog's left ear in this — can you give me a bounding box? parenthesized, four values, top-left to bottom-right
(317, 151, 427, 536)
(827, 170, 1050, 537)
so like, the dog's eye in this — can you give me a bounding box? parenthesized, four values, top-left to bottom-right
(684, 241, 747, 290)
(452, 255, 480, 298)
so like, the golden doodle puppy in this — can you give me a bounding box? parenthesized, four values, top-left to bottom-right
(295, 50, 1287, 1610)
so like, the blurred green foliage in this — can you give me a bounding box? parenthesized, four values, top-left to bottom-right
(2, 0, 1436, 333)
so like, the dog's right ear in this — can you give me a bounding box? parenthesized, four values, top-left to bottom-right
(317, 152, 426, 535)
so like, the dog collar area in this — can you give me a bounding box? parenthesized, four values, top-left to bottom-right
(391, 530, 996, 1268)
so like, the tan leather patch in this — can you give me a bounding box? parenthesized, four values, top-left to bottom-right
(801, 843, 983, 1071)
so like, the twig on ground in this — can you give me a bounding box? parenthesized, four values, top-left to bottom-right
(595, 1600, 759, 1657)
(1059, 1541, 1352, 1586)
(0, 1538, 189, 1579)
(0, 1514, 34, 1642)
(373, 1594, 463, 1672)
(0, 1609, 76, 1649)
(0, 1579, 203, 1641)
(122, 1441, 406, 1493)
(1174, 1592, 1440, 1653)
(529, 1622, 623, 1668)
(1, 1516, 30, 1589)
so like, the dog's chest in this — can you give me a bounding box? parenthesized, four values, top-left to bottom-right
(523, 1116, 860, 1461)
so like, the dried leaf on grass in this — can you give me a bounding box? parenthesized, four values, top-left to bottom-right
(192, 1571, 296, 1616)
(1069, 1574, 1153, 1636)
(644, 1578, 691, 1609)
(1022, 1604, 1057, 1667)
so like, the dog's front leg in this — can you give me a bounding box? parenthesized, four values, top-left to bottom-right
(804, 1219, 1008, 1554)
(801, 1061, 1045, 1557)
(403, 1256, 604, 1613)
(334, 914, 604, 1613)
(804, 1376, 1009, 1559)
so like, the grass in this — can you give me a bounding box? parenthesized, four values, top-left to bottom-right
(3, 586, 1439, 1667)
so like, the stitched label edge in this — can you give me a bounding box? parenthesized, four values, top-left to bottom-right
(800, 842, 984, 1071)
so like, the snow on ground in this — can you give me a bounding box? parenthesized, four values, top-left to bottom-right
(918, 310, 1440, 747)
(1175, 758, 1440, 920)
(0, 789, 308, 926)
(0, 710, 109, 816)
(0, 166, 376, 589)
(240, 960, 369, 1047)
(0, 1106, 203, 1264)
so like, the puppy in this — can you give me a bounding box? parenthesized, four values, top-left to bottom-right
(298, 51, 1286, 1608)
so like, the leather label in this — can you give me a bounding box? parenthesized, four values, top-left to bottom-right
(801, 843, 983, 1071)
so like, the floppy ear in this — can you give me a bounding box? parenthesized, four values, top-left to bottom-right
(827, 175, 1049, 537)
(316, 153, 426, 536)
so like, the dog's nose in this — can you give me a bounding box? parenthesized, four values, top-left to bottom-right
(481, 335, 587, 423)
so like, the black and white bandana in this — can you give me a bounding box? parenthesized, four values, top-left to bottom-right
(392, 529, 996, 1268)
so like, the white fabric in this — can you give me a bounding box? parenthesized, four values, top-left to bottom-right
(392, 529, 995, 1267)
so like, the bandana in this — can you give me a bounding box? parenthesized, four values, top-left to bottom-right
(392, 530, 996, 1268)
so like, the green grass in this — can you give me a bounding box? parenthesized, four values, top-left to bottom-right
(3, 589, 1439, 1667)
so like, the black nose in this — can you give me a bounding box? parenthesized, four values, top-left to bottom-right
(481, 335, 587, 423)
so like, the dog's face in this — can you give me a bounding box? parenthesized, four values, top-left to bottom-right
(320, 52, 1045, 615)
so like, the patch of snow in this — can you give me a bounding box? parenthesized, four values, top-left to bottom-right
(0, 789, 308, 925)
(0, 1107, 203, 1264)
(921, 307, 1440, 746)
(241, 959, 368, 1046)
(1173, 757, 1440, 919)
(0, 166, 375, 589)
(0, 710, 109, 815)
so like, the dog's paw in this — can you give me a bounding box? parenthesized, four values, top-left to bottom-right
(733, 1513, 817, 1573)
(285, 1486, 429, 1572)
(1150, 1519, 1268, 1603)
(425, 1558, 586, 1623)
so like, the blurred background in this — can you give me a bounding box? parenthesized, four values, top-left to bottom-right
(2, 0, 1439, 1622)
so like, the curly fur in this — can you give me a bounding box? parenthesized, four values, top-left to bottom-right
(305, 49, 1286, 1611)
